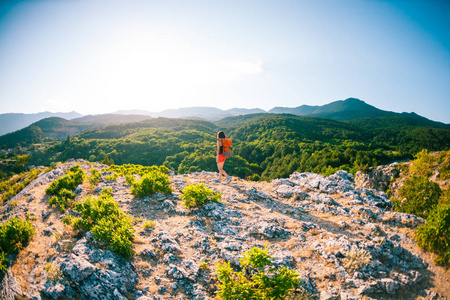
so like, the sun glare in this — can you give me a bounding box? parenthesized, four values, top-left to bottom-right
(75, 32, 263, 112)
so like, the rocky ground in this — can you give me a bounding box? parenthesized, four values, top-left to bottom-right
(1, 160, 449, 300)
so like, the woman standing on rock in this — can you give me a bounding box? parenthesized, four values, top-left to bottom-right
(215, 131, 231, 184)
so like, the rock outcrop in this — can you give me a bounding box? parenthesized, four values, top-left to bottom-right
(0, 160, 448, 300)
(355, 163, 400, 191)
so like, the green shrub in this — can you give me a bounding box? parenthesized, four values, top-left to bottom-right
(131, 170, 172, 197)
(247, 173, 261, 181)
(240, 245, 273, 269)
(415, 204, 450, 265)
(125, 174, 136, 185)
(71, 189, 134, 258)
(0, 251, 8, 274)
(181, 183, 220, 209)
(408, 149, 433, 177)
(88, 168, 102, 186)
(101, 156, 114, 166)
(440, 187, 450, 206)
(49, 188, 75, 213)
(104, 164, 169, 177)
(199, 261, 208, 270)
(0, 217, 35, 274)
(0, 217, 35, 254)
(143, 220, 155, 229)
(46, 165, 84, 195)
(91, 215, 134, 258)
(392, 175, 441, 219)
(216, 246, 300, 300)
(438, 152, 450, 180)
(46, 165, 84, 212)
(105, 172, 119, 181)
(0, 169, 42, 204)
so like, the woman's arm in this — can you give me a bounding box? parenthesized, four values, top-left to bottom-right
(216, 140, 221, 161)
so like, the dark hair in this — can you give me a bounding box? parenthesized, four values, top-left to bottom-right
(217, 131, 225, 139)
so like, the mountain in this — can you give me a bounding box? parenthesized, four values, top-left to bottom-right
(0, 117, 89, 148)
(0, 111, 83, 136)
(225, 107, 266, 115)
(2, 98, 448, 138)
(113, 109, 155, 116)
(0, 114, 155, 148)
(157, 107, 228, 120)
(0, 125, 48, 149)
(348, 112, 450, 130)
(113, 107, 267, 121)
(269, 98, 396, 121)
(70, 114, 152, 125)
(2, 160, 449, 299)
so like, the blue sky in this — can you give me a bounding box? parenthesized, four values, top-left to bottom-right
(0, 0, 449, 123)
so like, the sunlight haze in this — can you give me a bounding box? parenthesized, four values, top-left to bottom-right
(0, 0, 449, 122)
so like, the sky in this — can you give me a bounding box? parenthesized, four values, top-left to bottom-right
(0, 0, 449, 123)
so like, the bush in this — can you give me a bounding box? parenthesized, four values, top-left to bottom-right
(104, 164, 169, 177)
(49, 188, 76, 213)
(216, 246, 300, 300)
(440, 187, 450, 206)
(88, 168, 102, 186)
(392, 175, 441, 219)
(438, 153, 450, 180)
(71, 189, 134, 258)
(0, 217, 35, 254)
(0, 169, 42, 204)
(131, 170, 172, 197)
(105, 172, 119, 181)
(0, 251, 7, 274)
(91, 216, 134, 258)
(125, 174, 136, 185)
(46, 165, 84, 195)
(46, 165, 84, 212)
(408, 149, 433, 177)
(415, 204, 450, 265)
(143, 220, 155, 229)
(181, 183, 221, 209)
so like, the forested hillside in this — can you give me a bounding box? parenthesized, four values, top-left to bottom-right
(0, 111, 82, 136)
(14, 112, 449, 181)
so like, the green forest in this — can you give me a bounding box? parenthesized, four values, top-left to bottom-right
(2, 112, 450, 182)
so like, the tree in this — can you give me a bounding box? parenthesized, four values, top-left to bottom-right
(14, 154, 30, 171)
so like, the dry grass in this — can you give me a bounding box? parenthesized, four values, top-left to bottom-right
(324, 245, 343, 253)
(309, 229, 321, 236)
(341, 247, 372, 272)
(297, 248, 314, 259)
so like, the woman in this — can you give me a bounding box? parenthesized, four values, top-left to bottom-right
(216, 131, 231, 184)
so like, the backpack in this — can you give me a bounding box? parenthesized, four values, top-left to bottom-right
(221, 138, 232, 158)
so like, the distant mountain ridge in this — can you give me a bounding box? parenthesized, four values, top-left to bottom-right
(1, 98, 448, 139)
(113, 107, 266, 121)
(269, 98, 396, 121)
(0, 111, 82, 136)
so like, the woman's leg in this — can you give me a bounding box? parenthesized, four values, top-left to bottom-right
(217, 161, 228, 180)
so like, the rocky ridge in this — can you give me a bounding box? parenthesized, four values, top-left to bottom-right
(0, 160, 449, 300)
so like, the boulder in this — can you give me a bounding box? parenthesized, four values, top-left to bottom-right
(355, 164, 400, 191)
(54, 236, 138, 300)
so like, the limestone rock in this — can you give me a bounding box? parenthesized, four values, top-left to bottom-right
(53, 236, 138, 300)
(0, 268, 22, 300)
(355, 164, 400, 191)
